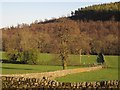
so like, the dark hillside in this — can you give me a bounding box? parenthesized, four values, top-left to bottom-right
(70, 2, 120, 21)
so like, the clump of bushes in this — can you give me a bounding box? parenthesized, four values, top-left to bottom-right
(19, 50, 38, 64)
(6, 49, 19, 62)
(6, 50, 39, 65)
(96, 53, 105, 64)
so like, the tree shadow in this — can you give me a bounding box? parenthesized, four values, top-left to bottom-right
(0, 59, 26, 64)
(106, 66, 118, 70)
(1, 67, 32, 70)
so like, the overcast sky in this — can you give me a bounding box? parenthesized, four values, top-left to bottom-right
(0, 0, 119, 28)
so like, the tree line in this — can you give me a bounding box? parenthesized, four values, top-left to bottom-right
(2, 18, 119, 55)
(70, 2, 120, 21)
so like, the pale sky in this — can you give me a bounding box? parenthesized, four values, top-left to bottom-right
(0, 0, 119, 28)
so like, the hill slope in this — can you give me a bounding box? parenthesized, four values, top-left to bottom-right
(1, 2, 120, 55)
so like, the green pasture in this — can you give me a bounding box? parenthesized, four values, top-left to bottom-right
(56, 56, 119, 82)
(0, 52, 119, 82)
(0, 52, 96, 66)
(1, 63, 83, 74)
(1, 52, 92, 74)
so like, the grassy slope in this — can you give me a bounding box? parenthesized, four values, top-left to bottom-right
(0, 52, 96, 65)
(1, 52, 87, 74)
(56, 56, 119, 82)
(1, 52, 119, 82)
(1, 52, 97, 74)
(1, 63, 83, 74)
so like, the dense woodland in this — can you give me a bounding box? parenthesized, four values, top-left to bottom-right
(70, 2, 120, 21)
(2, 19, 119, 54)
(1, 2, 120, 65)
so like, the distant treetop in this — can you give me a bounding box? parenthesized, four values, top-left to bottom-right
(70, 2, 120, 21)
(80, 2, 120, 11)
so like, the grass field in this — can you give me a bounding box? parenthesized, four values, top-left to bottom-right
(0, 52, 119, 82)
(1, 52, 90, 74)
(0, 52, 96, 66)
(56, 56, 119, 82)
(1, 63, 83, 74)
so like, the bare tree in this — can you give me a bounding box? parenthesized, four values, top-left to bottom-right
(54, 19, 80, 69)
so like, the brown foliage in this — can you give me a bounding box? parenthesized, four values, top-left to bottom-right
(1, 18, 119, 55)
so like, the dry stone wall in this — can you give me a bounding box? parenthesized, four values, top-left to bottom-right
(1, 66, 103, 79)
(1, 76, 120, 89)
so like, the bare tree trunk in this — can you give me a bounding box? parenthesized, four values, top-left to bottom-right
(79, 49, 82, 65)
(62, 59, 67, 70)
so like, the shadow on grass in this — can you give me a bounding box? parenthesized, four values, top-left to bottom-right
(2, 67, 32, 70)
(0, 59, 26, 64)
(106, 66, 118, 70)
